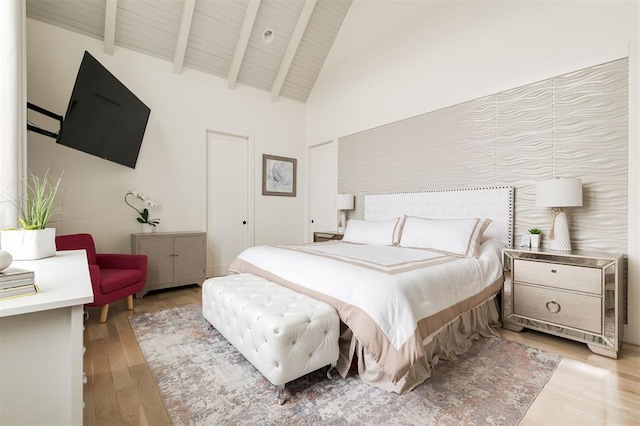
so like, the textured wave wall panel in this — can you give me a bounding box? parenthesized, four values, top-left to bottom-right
(496, 80, 554, 242)
(338, 58, 628, 253)
(450, 96, 497, 188)
(553, 60, 628, 252)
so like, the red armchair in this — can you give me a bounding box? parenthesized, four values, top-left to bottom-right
(55, 233, 147, 322)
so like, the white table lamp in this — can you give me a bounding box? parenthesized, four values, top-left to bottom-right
(535, 178, 583, 251)
(335, 194, 354, 233)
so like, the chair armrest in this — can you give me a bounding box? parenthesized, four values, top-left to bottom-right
(97, 253, 147, 271)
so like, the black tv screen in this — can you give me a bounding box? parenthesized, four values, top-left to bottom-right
(56, 51, 151, 169)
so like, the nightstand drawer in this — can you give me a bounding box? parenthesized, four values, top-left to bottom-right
(513, 283, 602, 334)
(513, 259, 601, 294)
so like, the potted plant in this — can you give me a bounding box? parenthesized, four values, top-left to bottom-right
(124, 190, 160, 233)
(1, 170, 63, 260)
(528, 228, 542, 248)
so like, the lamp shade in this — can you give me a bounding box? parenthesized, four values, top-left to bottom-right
(335, 194, 355, 210)
(536, 178, 583, 208)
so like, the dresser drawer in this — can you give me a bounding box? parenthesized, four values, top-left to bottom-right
(513, 259, 601, 294)
(513, 283, 602, 334)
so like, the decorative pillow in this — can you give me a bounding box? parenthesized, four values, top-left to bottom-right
(398, 216, 492, 257)
(343, 218, 400, 246)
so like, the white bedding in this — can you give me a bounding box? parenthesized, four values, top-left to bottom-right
(229, 238, 505, 383)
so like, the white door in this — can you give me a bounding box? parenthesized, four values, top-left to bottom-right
(207, 131, 253, 277)
(309, 142, 338, 236)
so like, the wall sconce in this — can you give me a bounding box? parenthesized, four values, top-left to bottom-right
(536, 177, 583, 251)
(335, 194, 354, 233)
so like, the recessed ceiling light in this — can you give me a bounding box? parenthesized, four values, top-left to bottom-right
(262, 28, 274, 45)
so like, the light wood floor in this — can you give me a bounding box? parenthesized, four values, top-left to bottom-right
(83, 286, 640, 425)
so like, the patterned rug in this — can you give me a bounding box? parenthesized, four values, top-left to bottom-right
(130, 304, 562, 426)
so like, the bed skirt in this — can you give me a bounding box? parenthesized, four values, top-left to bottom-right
(337, 296, 501, 394)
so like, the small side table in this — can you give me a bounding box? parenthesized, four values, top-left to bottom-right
(502, 247, 624, 358)
(313, 231, 344, 242)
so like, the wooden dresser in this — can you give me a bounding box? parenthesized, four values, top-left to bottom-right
(0, 250, 93, 424)
(132, 231, 207, 297)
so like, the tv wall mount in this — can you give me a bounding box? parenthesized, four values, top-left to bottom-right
(26, 102, 63, 139)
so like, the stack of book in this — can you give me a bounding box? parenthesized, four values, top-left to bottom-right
(0, 268, 39, 300)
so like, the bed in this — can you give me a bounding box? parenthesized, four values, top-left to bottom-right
(229, 187, 514, 393)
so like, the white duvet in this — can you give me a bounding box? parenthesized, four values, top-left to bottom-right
(229, 238, 505, 381)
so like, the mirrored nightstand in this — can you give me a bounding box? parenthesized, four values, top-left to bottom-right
(502, 247, 624, 359)
(313, 232, 344, 242)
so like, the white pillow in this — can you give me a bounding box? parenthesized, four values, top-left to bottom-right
(343, 218, 400, 246)
(398, 216, 492, 257)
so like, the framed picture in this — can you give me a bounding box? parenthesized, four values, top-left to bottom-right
(262, 154, 297, 197)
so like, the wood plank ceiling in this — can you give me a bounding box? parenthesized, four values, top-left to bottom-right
(26, 0, 352, 103)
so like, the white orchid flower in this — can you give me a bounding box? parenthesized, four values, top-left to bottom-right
(124, 189, 160, 226)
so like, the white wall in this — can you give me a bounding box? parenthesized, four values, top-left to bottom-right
(306, 0, 640, 345)
(26, 19, 306, 254)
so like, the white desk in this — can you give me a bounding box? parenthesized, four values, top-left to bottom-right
(0, 250, 93, 425)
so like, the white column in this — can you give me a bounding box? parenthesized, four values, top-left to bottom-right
(0, 0, 27, 231)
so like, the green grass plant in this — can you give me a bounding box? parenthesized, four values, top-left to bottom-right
(14, 170, 63, 230)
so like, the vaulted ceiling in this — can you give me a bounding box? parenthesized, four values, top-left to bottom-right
(26, 0, 352, 103)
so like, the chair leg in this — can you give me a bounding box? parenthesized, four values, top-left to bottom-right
(127, 294, 134, 310)
(99, 304, 109, 323)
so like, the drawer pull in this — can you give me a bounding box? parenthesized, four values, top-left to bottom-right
(550, 269, 557, 273)
(545, 300, 561, 313)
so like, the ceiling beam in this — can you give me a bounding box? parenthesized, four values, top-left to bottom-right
(270, 0, 316, 101)
(227, 0, 261, 89)
(173, 0, 196, 74)
(103, 0, 117, 55)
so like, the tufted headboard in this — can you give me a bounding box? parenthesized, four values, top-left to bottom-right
(363, 186, 515, 248)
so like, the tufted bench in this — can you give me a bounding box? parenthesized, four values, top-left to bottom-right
(202, 273, 340, 404)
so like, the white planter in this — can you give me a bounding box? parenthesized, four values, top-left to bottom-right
(141, 223, 155, 234)
(530, 233, 541, 248)
(0, 228, 57, 260)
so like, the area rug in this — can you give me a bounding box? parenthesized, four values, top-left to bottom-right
(130, 304, 562, 426)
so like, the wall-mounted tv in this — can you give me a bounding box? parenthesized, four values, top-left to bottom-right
(56, 51, 151, 169)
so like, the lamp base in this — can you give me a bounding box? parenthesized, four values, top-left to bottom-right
(337, 210, 346, 234)
(549, 210, 572, 251)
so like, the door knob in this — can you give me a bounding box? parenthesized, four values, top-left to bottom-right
(242, 221, 247, 225)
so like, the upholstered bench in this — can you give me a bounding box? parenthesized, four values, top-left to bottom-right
(202, 273, 340, 404)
